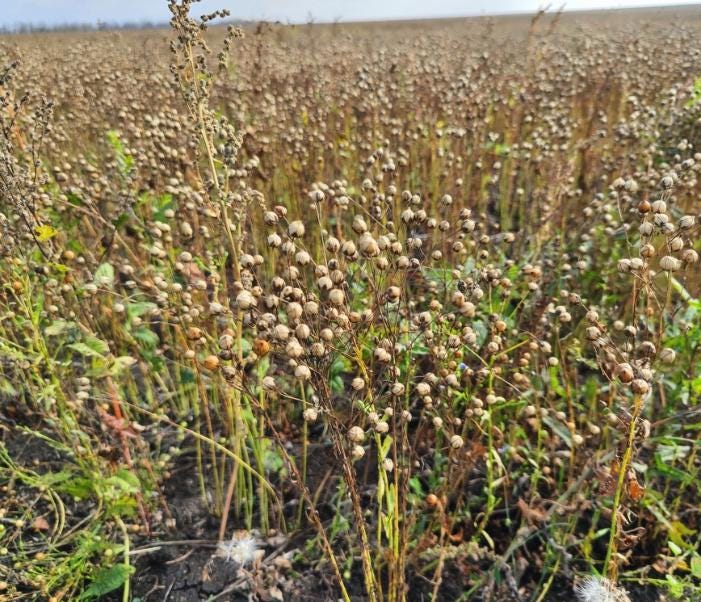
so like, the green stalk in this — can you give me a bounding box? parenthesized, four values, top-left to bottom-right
(604, 394, 642, 580)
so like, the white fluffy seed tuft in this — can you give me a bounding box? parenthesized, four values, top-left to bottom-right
(574, 576, 631, 602)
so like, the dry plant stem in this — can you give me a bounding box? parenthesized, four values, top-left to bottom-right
(261, 414, 352, 602)
(334, 427, 380, 602)
(605, 394, 643, 581)
(194, 363, 222, 512)
(350, 339, 391, 600)
(218, 461, 238, 542)
(178, 25, 250, 536)
(121, 401, 279, 503)
(296, 383, 309, 527)
(430, 500, 448, 602)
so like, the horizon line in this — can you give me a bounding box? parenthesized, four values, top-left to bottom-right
(1, 1, 700, 34)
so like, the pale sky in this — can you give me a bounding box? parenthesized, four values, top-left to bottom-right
(2, 0, 700, 27)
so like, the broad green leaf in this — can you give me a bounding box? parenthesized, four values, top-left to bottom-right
(94, 263, 115, 288)
(133, 327, 159, 349)
(691, 555, 701, 579)
(127, 301, 157, 319)
(45, 319, 73, 336)
(109, 356, 137, 375)
(81, 564, 134, 600)
(0, 377, 18, 397)
(69, 342, 105, 358)
(35, 224, 58, 242)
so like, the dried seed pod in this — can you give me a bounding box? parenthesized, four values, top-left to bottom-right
(219, 334, 234, 350)
(659, 255, 681, 272)
(450, 435, 464, 449)
(352, 215, 368, 233)
(253, 339, 271, 356)
(348, 426, 365, 443)
(236, 290, 257, 310)
(326, 237, 340, 253)
(617, 362, 634, 384)
(294, 364, 311, 380)
(631, 379, 650, 395)
(375, 421, 389, 434)
(659, 348, 676, 364)
(341, 240, 357, 257)
(391, 382, 405, 396)
(288, 220, 305, 238)
(586, 326, 601, 340)
(203, 355, 220, 371)
(329, 288, 345, 305)
(374, 347, 391, 362)
(639, 222, 653, 236)
(352, 377, 365, 391)
(639, 341, 656, 356)
(303, 407, 319, 422)
(659, 175, 674, 189)
(681, 249, 698, 264)
(386, 286, 401, 302)
(358, 233, 379, 256)
(617, 258, 631, 272)
(273, 324, 290, 341)
(651, 199, 667, 213)
(678, 215, 696, 229)
(352, 445, 365, 460)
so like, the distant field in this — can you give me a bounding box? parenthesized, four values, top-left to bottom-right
(1, 3, 701, 601)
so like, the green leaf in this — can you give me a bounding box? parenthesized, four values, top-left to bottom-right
(69, 336, 110, 358)
(45, 319, 73, 336)
(49, 262, 71, 274)
(109, 356, 137, 375)
(0, 377, 18, 397)
(691, 555, 701, 579)
(34, 470, 75, 489)
(68, 342, 105, 358)
(548, 365, 566, 397)
(669, 520, 696, 548)
(66, 191, 84, 206)
(62, 476, 94, 500)
(685, 76, 701, 108)
(133, 327, 159, 349)
(94, 263, 115, 288)
(34, 224, 58, 242)
(107, 468, 141, 494)
(379, 435, 393, 460)
(81, 564, 134, 600)
(127, 301, 157, 319)
(106, 129, 134, 177)
(179, 367, 196, 385)
(542, 415, 573, 447)
(331, 374, 344, 394)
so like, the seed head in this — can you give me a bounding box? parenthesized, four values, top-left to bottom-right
(450, 435, 464, 449)
(659, 255, 681, 271)
(659, 348, 676, 364)
(288, 220, 305, 238)
(348, 426, 365, 443)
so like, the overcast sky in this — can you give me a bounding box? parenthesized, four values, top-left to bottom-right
(3, 0, 700, 27)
